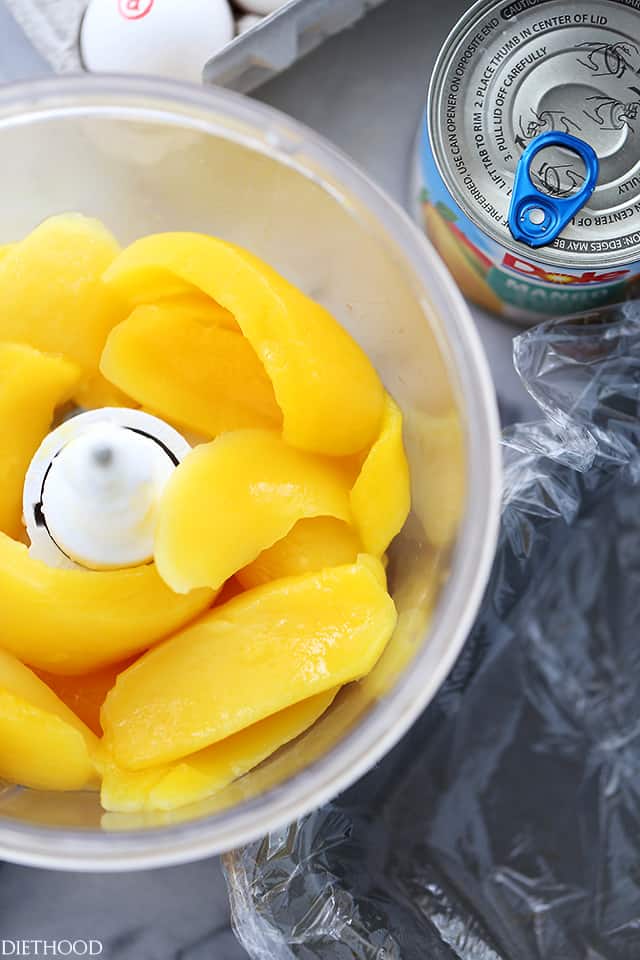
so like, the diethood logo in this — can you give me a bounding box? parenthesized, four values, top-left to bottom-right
(502, 252, 629, 285)
(118, 0, 154, 19)
(1, 942, 103, 957)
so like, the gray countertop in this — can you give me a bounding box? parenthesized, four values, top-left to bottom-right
(0, 1, 534, 957)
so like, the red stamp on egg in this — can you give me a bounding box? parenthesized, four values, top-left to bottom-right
(118, 0, 154, 19)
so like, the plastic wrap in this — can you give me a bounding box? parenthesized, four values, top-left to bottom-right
(224, 303, 640, 960)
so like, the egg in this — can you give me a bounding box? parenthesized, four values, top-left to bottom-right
(235, 0, 286, 15)
(236, 14, 263, 35)
(81, 0, 234, 84)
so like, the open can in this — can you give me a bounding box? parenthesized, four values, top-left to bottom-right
(416, 0, 640, 323)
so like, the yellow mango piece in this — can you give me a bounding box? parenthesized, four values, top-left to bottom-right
(155, 430, 351, 593)
(0, 533, 214, 675)
(412, 410, 465, 548)
(99, 760, 168, 814)
(102, 556, 396, 770)
(237, 517, 360, 590)
(36, 657, 137, 736)
(105, 267, 196, 308)
(101, 689, 337, 812)
(0, 343, 80, 538)
(214, 576, 246, 606)
(150, 688, 338, 811)
(0, 214, 127, 407)
(100, 302, 281, 438)
(148, 290, 238, 331)
(350, 394, 411, 556)
(0, 647, 99, 746)
(103, 233, 385, 455)
(0, 647, 98, 791)
(0, 693, 95, 792)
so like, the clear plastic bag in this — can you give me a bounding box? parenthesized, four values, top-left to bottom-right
(224, 303, 640, 960)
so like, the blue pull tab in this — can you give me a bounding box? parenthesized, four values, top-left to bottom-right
(508, 132, 599, 248)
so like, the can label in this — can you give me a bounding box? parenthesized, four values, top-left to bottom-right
(421, 0, 640, 321)
(418, 120, 636, 319)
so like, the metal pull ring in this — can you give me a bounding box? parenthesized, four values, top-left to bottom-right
(508, 132, 599, 249)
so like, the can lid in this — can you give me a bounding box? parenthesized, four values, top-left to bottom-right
(428, 0, 640, 267)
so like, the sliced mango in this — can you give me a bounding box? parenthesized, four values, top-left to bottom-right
(36, 658, 137, 736)
(0, 693, 96, 792)
(0, 647, 99, 744)
(350, 394, 411, 556)
(146, 290, 238, 331)
(102, 556, 396, 770)
(99, 761, 168, 814)
(237, 517, 360, 590)
(0, 647, 98, 791)
(100, 302, 281, 438)
(0, 343, 80, 538)
(103, 268, 195, 309)
(412, 410, 465, 548)
(0, 533, 214, 675)
(155, 429, 351, 593)
(0, 214, 126, 407)
(101, 688, 337, 812)
(103, 233, 385, 455)
(214, 576, 246, 606)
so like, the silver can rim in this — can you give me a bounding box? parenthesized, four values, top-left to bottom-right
(427, 0, 640, 269)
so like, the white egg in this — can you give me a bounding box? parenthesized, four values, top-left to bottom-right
(81, 0, 234, 84)
(235, 0, 286, 15)
(236, 13, 263, 35)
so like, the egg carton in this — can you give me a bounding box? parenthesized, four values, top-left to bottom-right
(205, 0, 388, 92)
(5, 0, 387, 90)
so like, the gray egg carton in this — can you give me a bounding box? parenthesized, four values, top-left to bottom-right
(204, 0, 387, 92)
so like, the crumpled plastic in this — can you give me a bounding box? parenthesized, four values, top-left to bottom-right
(224, 302, 640, 960)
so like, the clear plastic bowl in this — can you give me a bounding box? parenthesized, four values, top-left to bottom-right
(0, 76, 501, 871)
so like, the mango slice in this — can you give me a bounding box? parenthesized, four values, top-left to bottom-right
(412, 410, 465, 548)
(0, 534, 214, 675)
(155, 430, 352, 593)
(103, 268, 197, 310)
(237, 517, 360, 590)
(0, 343, 80, 538)
(0, 693, 96, 792)
(102, 556, 396, 770)
(0, 214, 126, 407)
(100, 301, 281, 438)
(103, 233, 385, 455)
(214, 576, 246, 606)
(0, 647, 99, 743)
(36, 658, 137, 736)
(350, 394, 411, 556)
(101, 689, 337, 812)
(0, 647, 98, 791)
(147, 290, 238, 331)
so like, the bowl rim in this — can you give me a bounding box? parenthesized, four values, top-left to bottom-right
(0, 74, 502, 871)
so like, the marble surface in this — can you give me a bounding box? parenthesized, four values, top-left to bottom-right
(0, 0, 536, 956)
(0, 859, 242, 958)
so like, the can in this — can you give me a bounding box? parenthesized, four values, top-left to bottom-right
(417, 0, 640, 322)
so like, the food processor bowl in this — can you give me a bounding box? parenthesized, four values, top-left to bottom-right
(0, 76, 501, 871)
